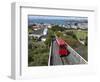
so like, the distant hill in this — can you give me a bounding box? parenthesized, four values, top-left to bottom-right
(28, 18, 88, 26)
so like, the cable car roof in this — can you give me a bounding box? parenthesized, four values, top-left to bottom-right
(56, 38, 65, 46)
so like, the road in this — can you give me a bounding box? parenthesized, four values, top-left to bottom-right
(50, 40, 87, 65)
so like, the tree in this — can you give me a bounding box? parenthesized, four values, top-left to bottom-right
(55, 31, 63, 37)
(51, 25, 65, 32)
(85, 36, 88, 46)
(44, 36, 52, 46)
(28, 41, 33, 49)
(65, 31, 77, 40)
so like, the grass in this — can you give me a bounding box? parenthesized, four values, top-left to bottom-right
(74, 30, 87, 40)
(65, 30, 87, 40)
(59, 30, 88, 61)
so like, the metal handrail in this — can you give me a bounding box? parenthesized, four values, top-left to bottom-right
(48, 42, 52, 66)
(65, 43, 88, 64)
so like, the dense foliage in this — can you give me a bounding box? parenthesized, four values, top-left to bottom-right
(28, 35, 49, 66)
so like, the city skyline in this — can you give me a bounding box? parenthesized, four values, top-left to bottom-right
(28, 15, 88, 26)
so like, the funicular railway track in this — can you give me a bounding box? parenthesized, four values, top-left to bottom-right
(55, 37, 71, 65)
(51, 37, 71, 65)
(60, 57, 70, 65)
(49, 36, 87, 65)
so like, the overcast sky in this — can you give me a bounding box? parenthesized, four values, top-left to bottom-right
(28, 15, 87, 20)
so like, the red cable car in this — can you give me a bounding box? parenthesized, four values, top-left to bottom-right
(56, 38, 70, 57)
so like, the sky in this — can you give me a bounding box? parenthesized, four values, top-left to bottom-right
(28, 15, 88, 20)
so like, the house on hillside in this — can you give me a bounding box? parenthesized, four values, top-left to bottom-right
(29, 27, 48, 41)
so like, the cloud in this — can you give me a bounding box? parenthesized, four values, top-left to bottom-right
(28, 15, 87, 20)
